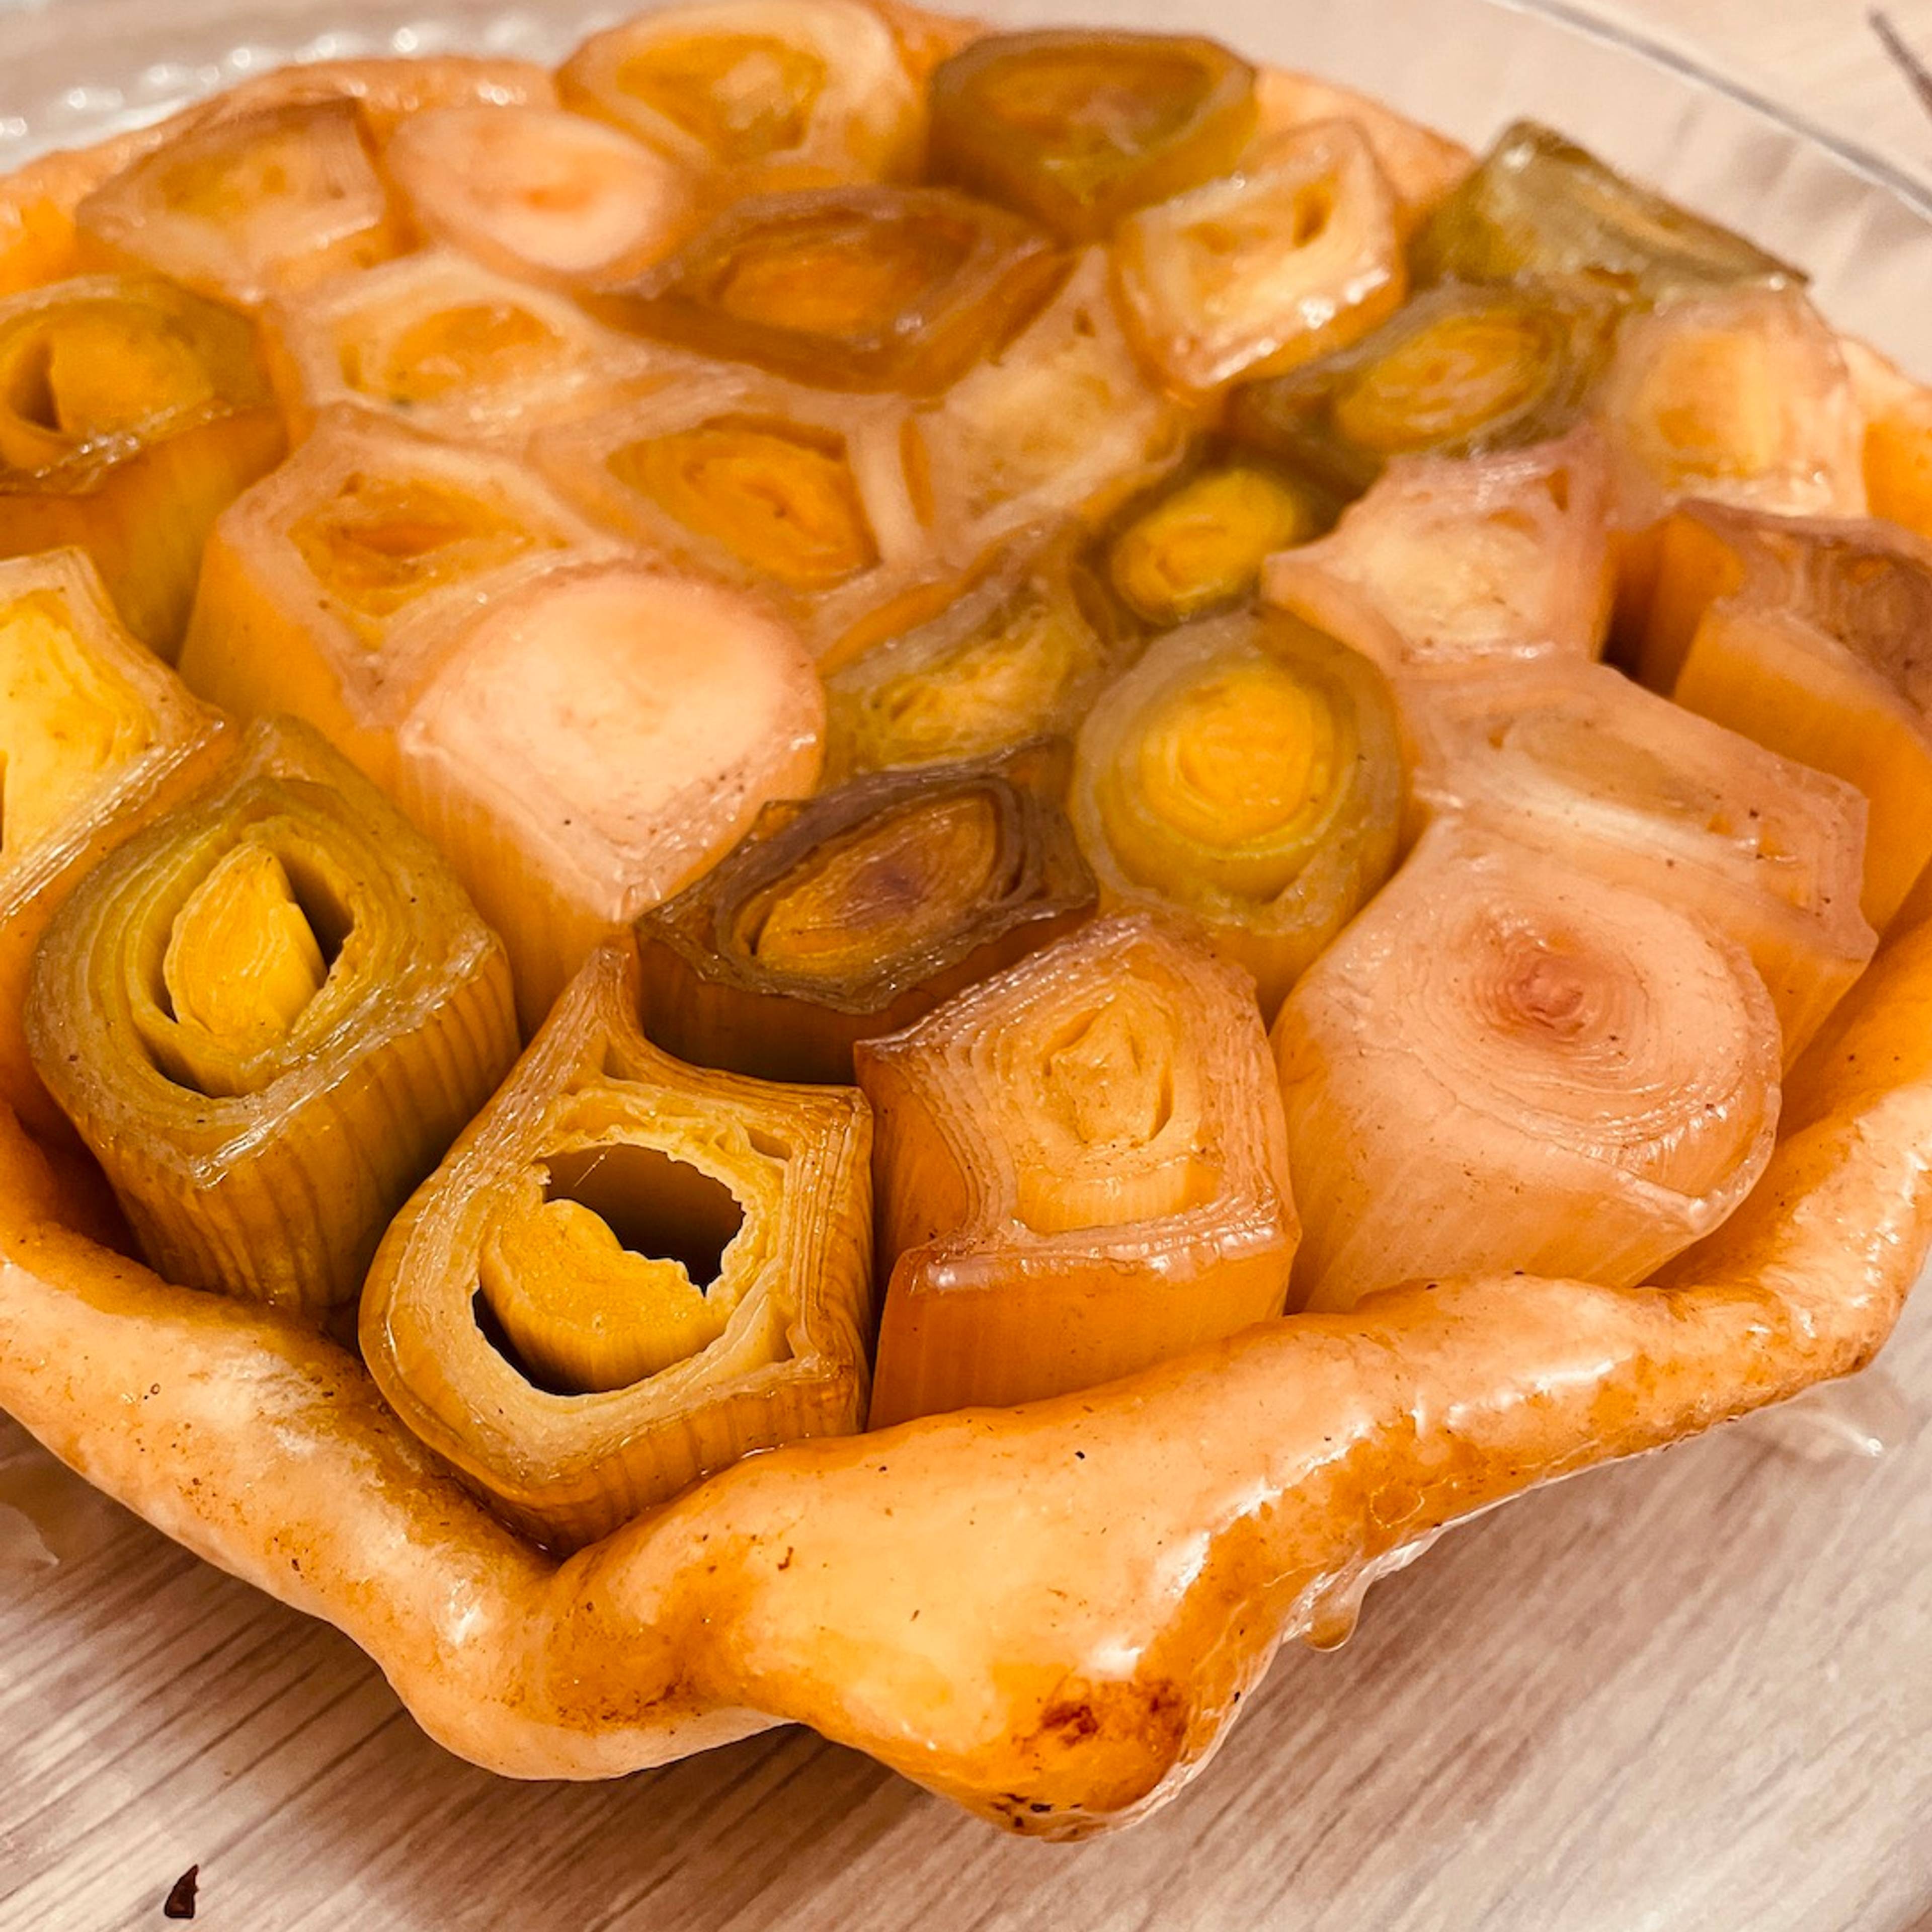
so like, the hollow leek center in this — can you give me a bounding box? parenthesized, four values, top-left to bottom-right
(616, 34, 826, 160)
(371, 301, 564, 404)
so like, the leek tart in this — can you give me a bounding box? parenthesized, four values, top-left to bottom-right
(0, 550, 227, 1143)
(24, 716, 518, 1322)
(361, 942, 874, 1551)
(1274, 820, 1782, 1311)
(0, 274, 285, 654)
(1408, 659, 1876, 1060)
(1069, 607, 1404, 1014)
(634, 740, 1095, 1083)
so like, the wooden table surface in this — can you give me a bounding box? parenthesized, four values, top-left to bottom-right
(4, 4, 1932, 1929)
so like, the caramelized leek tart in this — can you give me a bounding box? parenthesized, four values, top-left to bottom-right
(1, 0, 1930, 1845)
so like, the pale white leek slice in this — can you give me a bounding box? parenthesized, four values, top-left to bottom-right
(1409, 659, 1876, 1060)
(1263, 429, 1613, 682)
(556, 0, 921, 190)
(1115, 119, 1406, 394)
(1273, 820, 1781, 1311)
(385, 104, 694, 287)
(394, 560, 825, 1029)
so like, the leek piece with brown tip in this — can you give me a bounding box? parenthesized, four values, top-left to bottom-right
(24, 717, 519, 1320)
(635, 740, 1095, 1083)
(1273, 820, 1782, 1311)
(0, 275, 285, 655)
(1069, 607, 1404, 1014)
(361, 941, 874, 1550)
(0, 550, 227, 1143)
(1408, 659, 1875, 1060)
(857, 913, 1296, 1425)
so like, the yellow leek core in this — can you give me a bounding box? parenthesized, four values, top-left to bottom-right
(478, 1144, 749, 1393)
(1108, 466, 1318, 624)
(743, 792, 1007, 980)
(0, 589, 154, 861)
(368, 300, 564, 407)
(712, 217, 965, 339)
(615, 34, 828, 162)
(160, 843, 329, 1081)
(1112, 655, 1345, 900)
(610, 418, 877, 590)
(1331, 307, 1556, 454)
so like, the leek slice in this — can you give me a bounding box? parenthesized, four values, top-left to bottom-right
(0, 550, 225, 1143)
(926, 30, 1257, 242)
(1409, 659, 1876, 1060)
(271, 250, 662, 449)
(635, 739, 1094, 1082)
(395, 560, 825, 1031)
(76, 100, 408, 310)
(25, 716, 519, 1321)
(1411, 120, 1801, 304)
(361, 941, 874, 1550)
(1844, 338, 1932, 546)
(1115, 119, 1406, 394)
(1629, 502, 1932, 930)
(1262, 429, 1613, 684)
(557, 0, 921, 191)
(1273, 820, 1781, 1311)
(857, 913, 1296, 1424)
(1227, 277, 1617, 497)
(824, 533, 1130, 780)
(1069, 607, 1403, 1014)
(179, 409, 623, 792)
(0, 275, 284, 655)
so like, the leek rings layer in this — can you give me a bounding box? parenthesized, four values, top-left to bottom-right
(0, 275, 285, 654)
(1115, 119, 1406, 394)
(394, 561, 825, 1032)
(927, 30, 1258, 242)
(1273, 820, 1781, 1311)
(1411, 120, 1801, 305)
(635, 739, 1095, 1083)
(1069, 608, 1404, 1014)
(1629, 502, 1932, 930)
(1408, 659, 1876, 1060)
(0, 550, 227, 1143)
(557, 0, 922, 190)
(1262, 429, 1613, 684)
(1227, 277, 1617, 497)
(857, 913, 1297, 1424)
(76, 99, 408, 310)
(180, 409, 624, 793)
(25, 716, 519, 1320)
(361, 942, 874, 1550)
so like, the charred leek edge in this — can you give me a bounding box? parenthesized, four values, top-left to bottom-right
(587, 184, 1064, 397)
(1273, 818, 1781, 1312)
(396, 560, 825, 1033)
(856, 912, 1295, 1425)
(1595, 285, 1867, 532)
(530, 363, 933, 663)
(359, 940, 873, 1551)
(1226, 276, 1618, 498)
(927, 29, 1258, 243)
(179, 408, 624, 794)
(75, 99, 407, 310)
(385, 104, 693, 289)
(1069, 606, 1404, 1016)
(1408, 659, 1875, 1061)
(1115, 118, 1406, 394)
(23, 715, 517, 1320)
(1631, 502, 1932, 931)
(270, 250, 663, 449)
(557, 0, 921, 189)
(910, 248, 1190, 561)
(1410, 118, 1802, 304)
(0, 275, 285, 655)
(0, 550, 226, 1144)
(1261, 428, 1614, 681)
(635, 738, 1094, 1083)
(825, 531, 1128, 780)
